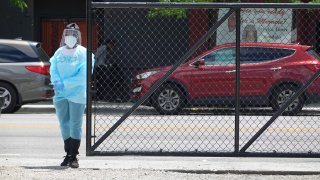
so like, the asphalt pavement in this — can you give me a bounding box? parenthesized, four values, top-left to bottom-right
(1, 102, 320, 179)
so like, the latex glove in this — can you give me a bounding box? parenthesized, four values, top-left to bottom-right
(53, 80, 64, 92)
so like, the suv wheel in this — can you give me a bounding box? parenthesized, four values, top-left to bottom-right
(0, 82, 18, 113)
(152, 84, 185, 115)
(271, 84, 304, 116)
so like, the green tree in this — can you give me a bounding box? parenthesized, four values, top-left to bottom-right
(149, 0, 320, 18)
(9, 0, 27, 11)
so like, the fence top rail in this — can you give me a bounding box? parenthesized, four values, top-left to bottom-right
(92, 2, 320, 9)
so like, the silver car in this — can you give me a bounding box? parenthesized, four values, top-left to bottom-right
(0, 39, 53, 113)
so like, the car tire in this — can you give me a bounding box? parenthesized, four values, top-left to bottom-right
(0, 82, 18, 113)
(152, 84, 185, 115)
(11, 105, 22, 113)
(271, 84, 304, 116)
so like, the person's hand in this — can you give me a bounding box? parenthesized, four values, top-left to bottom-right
(53, 80, 64, 92)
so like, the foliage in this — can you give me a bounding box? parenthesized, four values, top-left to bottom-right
(148, 0, 320, 19)
(9, 0, 27, 11)
(148, 0, 239, 19)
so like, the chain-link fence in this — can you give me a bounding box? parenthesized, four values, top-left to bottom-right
(87, 2, 320, 157)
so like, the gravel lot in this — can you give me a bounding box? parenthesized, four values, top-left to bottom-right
(1, 167, 320, 180)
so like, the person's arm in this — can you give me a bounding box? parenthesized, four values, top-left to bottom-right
(49, 56, 61, 83)
(49, 55, 65, 92)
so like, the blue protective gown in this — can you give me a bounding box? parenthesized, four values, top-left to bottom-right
(50, 45, 94, 140)
(50, 45, 94, 104)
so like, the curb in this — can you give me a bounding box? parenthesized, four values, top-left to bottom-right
(166, 169, 320, 175)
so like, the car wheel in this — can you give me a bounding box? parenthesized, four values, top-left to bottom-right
(152, 84, 185, 115)
(0, 82, 18, 113)
(271, 84, 304, 116)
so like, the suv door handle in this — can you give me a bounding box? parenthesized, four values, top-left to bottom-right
(270, 67, 282, 71)
(225, 70, 236, 73)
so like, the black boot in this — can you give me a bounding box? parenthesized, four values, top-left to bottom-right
(60, 138, 72, 166)
(69, 138, 80, 168)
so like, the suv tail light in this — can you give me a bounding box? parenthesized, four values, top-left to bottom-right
(26, 65, 50, 75)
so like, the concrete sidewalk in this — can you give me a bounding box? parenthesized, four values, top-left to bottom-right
(1, 156, 320, 179)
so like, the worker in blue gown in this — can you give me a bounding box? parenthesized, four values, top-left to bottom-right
(49, 23, 94, 168)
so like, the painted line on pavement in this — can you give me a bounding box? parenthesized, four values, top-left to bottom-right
(0, 154, 21, 156)
(1, 124, 318, 134)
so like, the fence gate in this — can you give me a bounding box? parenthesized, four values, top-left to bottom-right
(86, 2, 320, 157)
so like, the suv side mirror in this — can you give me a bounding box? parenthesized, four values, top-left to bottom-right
(193, 59, 205, 67)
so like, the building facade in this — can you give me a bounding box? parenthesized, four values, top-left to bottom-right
(1, 1, 320, 56)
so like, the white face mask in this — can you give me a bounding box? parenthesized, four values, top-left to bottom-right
(64, 36, 77, 48)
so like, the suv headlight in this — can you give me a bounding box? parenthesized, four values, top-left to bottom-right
(136, 71, 159, 80)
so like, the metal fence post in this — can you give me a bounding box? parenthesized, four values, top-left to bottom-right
(86, 0, 93, 156)
(234, 8, 241, 153)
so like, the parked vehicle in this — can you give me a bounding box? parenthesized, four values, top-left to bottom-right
(132, 42, 320, 115)
(0, 39, 52, 113)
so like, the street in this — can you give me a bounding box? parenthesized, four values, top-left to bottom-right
(1, 102, 320, 179)
(1, 102, 320, 157)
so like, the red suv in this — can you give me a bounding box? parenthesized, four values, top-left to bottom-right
(131, 43, 320, 115)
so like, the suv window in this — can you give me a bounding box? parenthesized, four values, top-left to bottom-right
(240, 47, 295, 63)
(203, 47, 235, 66)
(306, 48, 320, 60)
(32, 46, 50, 62)
(0, 44, 38, 63)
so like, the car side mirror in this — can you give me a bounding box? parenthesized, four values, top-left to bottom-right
(193, 59, 205, 67)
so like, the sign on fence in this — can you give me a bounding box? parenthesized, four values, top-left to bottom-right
(217, 8, 296, 44)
